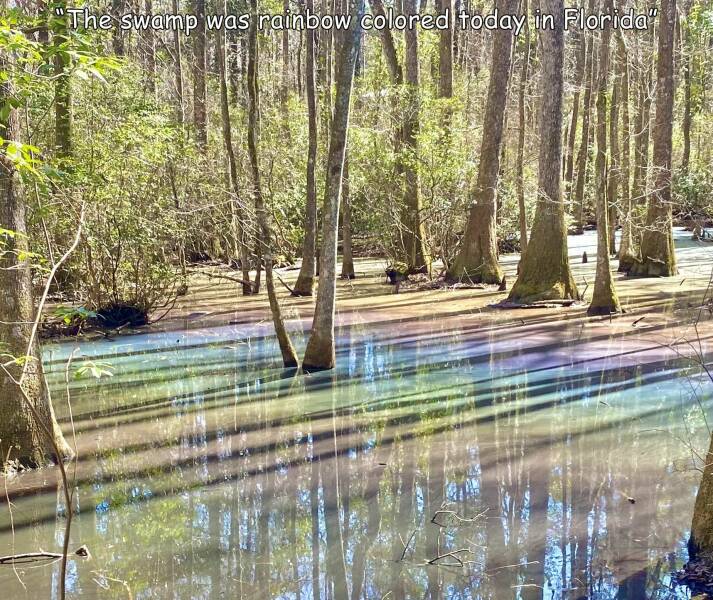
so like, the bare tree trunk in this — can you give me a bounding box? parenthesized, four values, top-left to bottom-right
(588, 0, 621, 316)
(516, 0, 531, 253)
(341, 153, 355, 279)
(142, 0, 157, 100)
(630, 0, 677, 277)
(617, 28, 637, 272)
(172, 0, 185, 125)
(401, 0, 430, 274)
(217, 6, 252, 295)
(281, 0, 290, 132)
(508, 0, 578, 303)
(53, 0, 72, 159)
(438, 0, 453, 99)
(608, 53, 620, 255)
(193, 0, 208, 150)
(573, 8, 595, 231)
(448, 0, 517, 283)
(246, 0, 298, 367)
(0, 58, 72, 468)
(565, 23, 586, 197)
(681, 33, 692, 172)
(293, 0, 319, 296)
(111, 0, 125, 56)
(302, 0, 364, 371)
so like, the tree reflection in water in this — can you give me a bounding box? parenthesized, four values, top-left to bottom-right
(0, 307, 709, 599)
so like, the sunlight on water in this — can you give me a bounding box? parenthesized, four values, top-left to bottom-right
(2, 234, 712, 599)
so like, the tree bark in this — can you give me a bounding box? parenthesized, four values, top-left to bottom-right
(172, 0, 185, 125)
(217, 7, 252, 295)
(0, 58, 72, 468)
(400, 0, 430, 274)
(192, 0, 208, 151)
(565, 23, 586, 197)
(588, 0, 621, 316)
(508, 0, 578, 303)
(341, 153, 355, 279)
(608, 53, 620, 255)
(293, 0, 319, 296)
(53, 0, 72, 159)
(438, 0, 453, 99)
(246, 0, 298, 368)
(573, 9, 595, 231)
(302, 0, 364, 371)
(448, 0, 518, 283)
(516, 0, 531, 254)
(617, 28, 637, 272)
(690, 433, 713, 558)
(630, 0, 677, 277)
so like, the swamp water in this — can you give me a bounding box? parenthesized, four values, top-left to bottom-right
(2, 232, 713, 599)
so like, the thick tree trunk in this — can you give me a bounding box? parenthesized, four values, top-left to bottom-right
(508, 0, 578, 303)
(341, 154, 355, 279)
(192, 0, 208, 150)
(630, 0, 677, 277)
(302, 0, 364, 371)
(0, 65, 72, 468)
(448, 0, 517, 284)
(293, 0, 319, 296)
(246, 0, 298, 368)
(217, 12, 252, 295)
(400, 0, 430, 274)
(588, 0, 621, 316)
(690, 433, 713, 558)
(516, 0, 531, 253)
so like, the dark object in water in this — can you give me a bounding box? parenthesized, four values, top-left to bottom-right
(582, 251, 588, 263)
(385, 262, 409, 285)
(92, 303, 148, 329)
(498, 277, 507, 291)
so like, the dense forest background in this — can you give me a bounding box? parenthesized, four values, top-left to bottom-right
(2, 0, 711, 318)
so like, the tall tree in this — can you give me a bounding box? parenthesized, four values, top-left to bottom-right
(588, 0, 621, 316)
(192, 0, 208, 150)
(401, 0, 430, 274)
(293, 0, 319, 296)
(565, 22, 586, 196)
(246, 0, 299, 367)
(573, 15, 596, 231)
(172, 0, 185, 125)
(0, 54, 72, 467)
(508, 0, 578, 303)
(516, 0, 531, 253)
(302, 0, 364, 371)
(52, 1, 72, 159)
(340, 152, 355, 279)
(616, 28, 638, 272)
(369, 0, 429, 273)
(448, 0, 517, 284)
(630, 0, 677, 276)
(216, 4, 252, 295)
(438, 0, 453, 100)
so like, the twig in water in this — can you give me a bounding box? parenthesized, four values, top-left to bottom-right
(399, 529, 417, 561)
(427, 548, 472, 567)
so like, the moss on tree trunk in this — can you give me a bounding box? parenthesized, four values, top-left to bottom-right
(508, 0, 578, 304)
(448, 0, 517, 285)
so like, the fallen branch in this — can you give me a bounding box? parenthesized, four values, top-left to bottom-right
(427, 548, 472, 567)
(0, 545, 89, 565)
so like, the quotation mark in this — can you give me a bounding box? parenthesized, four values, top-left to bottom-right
(54, 7, 65, 15)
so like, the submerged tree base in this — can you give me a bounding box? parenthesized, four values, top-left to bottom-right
(629, 257, 678, 277)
